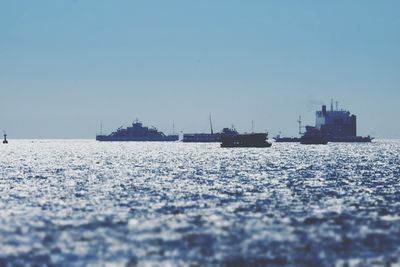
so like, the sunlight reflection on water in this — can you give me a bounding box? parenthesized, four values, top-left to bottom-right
(1, 140, 400, 266)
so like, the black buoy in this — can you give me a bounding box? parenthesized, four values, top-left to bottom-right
(3, 132, 8, 144)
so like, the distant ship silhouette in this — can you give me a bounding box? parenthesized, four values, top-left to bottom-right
(96, 120, 179, 142)
(182, 116, 238, 143)
(275, 100, 373, 144)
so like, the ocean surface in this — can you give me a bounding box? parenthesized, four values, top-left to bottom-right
(1, 140, 400, 266)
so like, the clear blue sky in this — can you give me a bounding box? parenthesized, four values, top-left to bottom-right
(1, 0, 399, 138)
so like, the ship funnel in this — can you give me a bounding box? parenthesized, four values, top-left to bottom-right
(322, 105, 327, 116)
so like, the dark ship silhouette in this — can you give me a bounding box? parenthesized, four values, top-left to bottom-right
(315, 101, 373, 142)
(221, 133, 272, 148)
(275, 100, 373, 144)
(300, 126, 328, 145)
(182, 116, 238, 142)
(183, 127, 238, 142)
(96, 120, 179, 142)
(221, 122, 272, 148)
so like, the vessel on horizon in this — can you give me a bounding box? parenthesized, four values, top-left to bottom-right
(276, 100, 373, 143)
(315, 100, 373, 142)
(182, 116, 238, 143)
(221, 132, 272, 148)
(96, 120, 179, 142)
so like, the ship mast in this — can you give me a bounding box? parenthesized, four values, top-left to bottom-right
(251, 120, 254, 133)
(297, 116, 303, 134)
(209, 115, 214, 135)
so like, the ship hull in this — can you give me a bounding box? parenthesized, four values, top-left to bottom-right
(96, 135, 179, 142)
(182, 134, 220, 143)
(273, 137, 300, 143)
(300, 137, 328, 145)
(221, 134, 272, 148)
(328, 136, 373, 143)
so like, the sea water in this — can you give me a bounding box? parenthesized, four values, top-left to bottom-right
(0, 140, 400, 266)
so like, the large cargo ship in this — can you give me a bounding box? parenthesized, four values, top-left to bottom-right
(96, 120, 179, 142)
(275, 100, 373, 143)
(315, 101, 373, 142)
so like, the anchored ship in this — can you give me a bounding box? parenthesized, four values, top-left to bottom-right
(315, 101, 373, 142)
(221, 133, 272, 148)
(221, 121, 272, 148)
(182, 116, 238, 142)
(276, 100, 373, 144)
(96, 120, 179, 142)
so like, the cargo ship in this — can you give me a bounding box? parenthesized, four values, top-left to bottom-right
(315, 100, 373, 142)
(276, 100, 373, 143)
(182, 116, 238, 142)
(96, 120, 179, 142)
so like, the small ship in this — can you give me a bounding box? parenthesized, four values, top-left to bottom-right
(96, 120, 179, 142)
(182, 116, 238, 142)
(221, 133, 272, 148)
(221, 122, 272, 148)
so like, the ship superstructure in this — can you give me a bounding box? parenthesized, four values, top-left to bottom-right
(96, 120, 179, 142)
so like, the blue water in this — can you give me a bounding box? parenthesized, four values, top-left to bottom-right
(1, 140, 400, 266)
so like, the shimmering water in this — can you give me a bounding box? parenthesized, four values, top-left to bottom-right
(1, 140, 400, 266)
